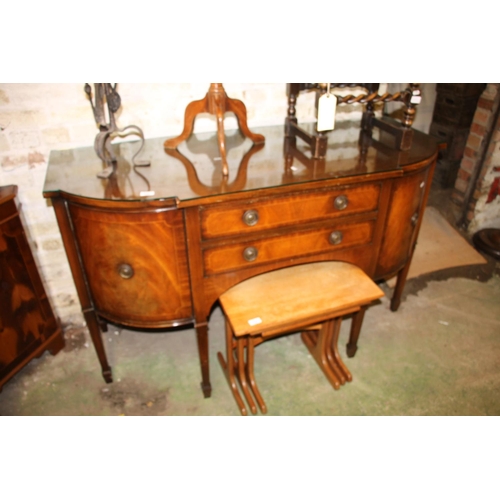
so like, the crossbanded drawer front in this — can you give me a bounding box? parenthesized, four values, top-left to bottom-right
(203, 220, 374, 275)
(200, 183, 380, 239)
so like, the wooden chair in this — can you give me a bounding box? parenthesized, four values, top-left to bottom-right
(218, 261, 384, 415)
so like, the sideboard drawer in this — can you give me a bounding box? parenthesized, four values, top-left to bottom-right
(200, 183, 380, 240)
(203, 219, 375, 276)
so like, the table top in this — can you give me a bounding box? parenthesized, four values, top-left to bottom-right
(219, 261, 384, 337)
(43, 121, 437, 205)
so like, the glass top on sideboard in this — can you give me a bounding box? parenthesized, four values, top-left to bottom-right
(43, 122, 437, 203)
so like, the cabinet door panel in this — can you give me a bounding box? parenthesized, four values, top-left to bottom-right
(69, 205, 193, 327)
(376, 168, 430, 278)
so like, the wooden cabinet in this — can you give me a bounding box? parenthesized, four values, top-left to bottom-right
(43, 123, 437, 397)
(0, 185, 64, 391)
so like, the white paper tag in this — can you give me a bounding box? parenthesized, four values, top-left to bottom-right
(248, 317, 262, 326)
(140, 190, 155, 197)
(317, 93, 337, 132)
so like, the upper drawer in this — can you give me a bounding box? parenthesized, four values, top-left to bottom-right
(200, 183, 380, 240)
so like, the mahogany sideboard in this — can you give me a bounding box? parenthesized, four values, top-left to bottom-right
(43, 122, 437, 397)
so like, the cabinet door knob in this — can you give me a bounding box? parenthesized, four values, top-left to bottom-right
(242, 209, 259, 226)
(411, 212, 419, 227)
(334, 195, 348, 210)
(243, 246, 258, 262)
(329, 230, 343, 245)
(118, 263, 134, 279)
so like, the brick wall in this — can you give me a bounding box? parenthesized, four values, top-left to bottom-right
(452, 83, 500, 232)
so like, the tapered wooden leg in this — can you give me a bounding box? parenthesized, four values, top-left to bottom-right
(391, 247, 415, 311)
(346, 306, 367, 358)
(217, 321, 247, 415)
(235, 337, 257, 414)
(195, 322, 211, 398)
(246, 336, 267, 414)
(84, 310, 112, 383)
(328, 318, 352, 382)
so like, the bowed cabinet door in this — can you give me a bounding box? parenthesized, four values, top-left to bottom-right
(375, 163, 434, 280)
(67, 203, 193, 328)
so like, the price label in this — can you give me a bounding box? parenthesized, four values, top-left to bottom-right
(317, 88, 337, 132)
(248, 317, 262, 326)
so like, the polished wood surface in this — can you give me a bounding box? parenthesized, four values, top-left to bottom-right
(220, 262, 384, 337)
(68, 204, 192, 327)
(43, 121, 437, 397)
(164, 84, 265, 177)
(218, 261, 384, 414)
(1, 185, 64, 391)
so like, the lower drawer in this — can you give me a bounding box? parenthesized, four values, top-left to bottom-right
(203, 220, 375, 276)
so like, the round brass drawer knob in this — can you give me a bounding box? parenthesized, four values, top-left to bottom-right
(334, 195, 348, 211)
(243, 246, 258, 262)
(243, 209, 259, 226)
(118, 263, 134, 279)
(329, 230, 343, 245)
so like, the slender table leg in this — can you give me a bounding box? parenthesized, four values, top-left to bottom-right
(391, 260, 412, 312)
(346, 306, 367, 358)
(195, 322, 211, 398)
(235, 337, 257, 414)
(328, 318, 352, 383)
(246, 336, 267, 414)
(84, 309, 112, 383)
(322, 321, 348, 385)
(217, 321, 247, 415)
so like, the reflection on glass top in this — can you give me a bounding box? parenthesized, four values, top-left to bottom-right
(43, 122, 437, 203)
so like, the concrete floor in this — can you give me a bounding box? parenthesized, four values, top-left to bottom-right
(1, 188, 500, 416)
(1, 260, 499, 416)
